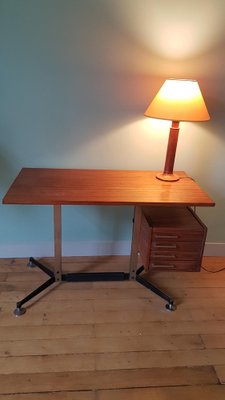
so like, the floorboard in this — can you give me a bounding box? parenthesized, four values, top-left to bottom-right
(0, 256, 225, 398)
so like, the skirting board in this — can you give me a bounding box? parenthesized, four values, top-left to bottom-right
(0, 241, 225, 258)
(0, 241, 131, 258)
(203, 242, 225, 257)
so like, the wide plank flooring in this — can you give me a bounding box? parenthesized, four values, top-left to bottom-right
(0, 255, 225, 399)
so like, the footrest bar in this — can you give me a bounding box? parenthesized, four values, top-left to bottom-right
(62, 272, 130, 282)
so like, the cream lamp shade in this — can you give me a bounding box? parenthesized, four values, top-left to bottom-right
(144, 79, 210, 181)
(144, 79, 210, 122)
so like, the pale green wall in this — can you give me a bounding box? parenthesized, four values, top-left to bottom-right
(0, 0, 225, 256)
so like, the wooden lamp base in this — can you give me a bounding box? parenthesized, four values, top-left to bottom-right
(156, 172, 180, 182)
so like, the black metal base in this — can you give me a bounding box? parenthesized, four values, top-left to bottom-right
(13, 258, 176, 315)
(14, 257, 56, 316)
(13, 257, 130, 315)
(14, 307, 26, 316)
(136, 266, 176, 311)
(62, 271, 130, 282)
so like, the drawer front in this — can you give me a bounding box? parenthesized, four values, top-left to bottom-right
(149, 260, 201, 272)
(152, 228, 204, 242)
(151, 241, 204, 260)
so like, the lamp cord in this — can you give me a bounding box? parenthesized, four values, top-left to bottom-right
(178, 176, 196, 181)
(166, 175, 222, 272)
(179, 182, 223, 273)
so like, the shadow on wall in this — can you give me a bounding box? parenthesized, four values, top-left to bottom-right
(1, 0, 225, 169)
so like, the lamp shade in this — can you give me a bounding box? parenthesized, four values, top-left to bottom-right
(144, 79, 210, 122)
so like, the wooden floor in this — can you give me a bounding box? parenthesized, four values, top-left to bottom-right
(0, 256, 225, 399)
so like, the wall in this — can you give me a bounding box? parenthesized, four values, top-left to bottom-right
(0, 0, 225, 257)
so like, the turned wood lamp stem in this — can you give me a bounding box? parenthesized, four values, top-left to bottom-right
(156, 121, 180, 182)
(144, 79, 210, 183)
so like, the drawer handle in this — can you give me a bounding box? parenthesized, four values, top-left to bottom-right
(155, 235, 178, 239)
(152, 264, 176, 269)
(154, 244, 177, 249)
(153, 254, 176, 259)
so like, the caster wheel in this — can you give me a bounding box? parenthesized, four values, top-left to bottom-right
(166, 302, 176, 311)
(14, 307, 26, 316)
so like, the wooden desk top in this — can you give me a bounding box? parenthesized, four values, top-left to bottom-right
(3, 168, 215, 207)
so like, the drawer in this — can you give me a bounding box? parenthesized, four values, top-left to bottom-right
(152, 228, 204, 242)
(151, 241, 204, 260)
(152, 241, 203, 252)
(139, 206, 207, 272)
(151, 251, 202, 261)
(149, 260, 201, 272)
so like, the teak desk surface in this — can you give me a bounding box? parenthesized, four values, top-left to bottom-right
(3, 168, 215, 206)
(2, 168, 214, 314)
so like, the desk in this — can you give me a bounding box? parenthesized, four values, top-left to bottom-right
(3, 168, 214, 315)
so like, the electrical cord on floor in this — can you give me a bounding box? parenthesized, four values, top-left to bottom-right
(160, 174, 220, 273)
(201, 266, 225, 273)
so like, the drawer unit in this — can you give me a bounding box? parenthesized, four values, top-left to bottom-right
(139, 206, 207, 272)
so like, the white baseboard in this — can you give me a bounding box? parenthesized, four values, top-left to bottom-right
(204, 242, 225, 257)
(0, 241, 131, 258)
(0, 241, 224, 258)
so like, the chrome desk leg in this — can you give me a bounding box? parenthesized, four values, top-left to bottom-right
(54, 205, 62, 282)
(13, 205, 62, 316)
(129, 206, 142, 280)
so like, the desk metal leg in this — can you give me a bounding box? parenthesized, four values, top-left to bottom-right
(14, 275, 55, 316)
(13, 205, 130, 315)
(13, 204, 176, 315)
(13, 257, 55, 316)
(136, 266, 176, 311)
(129, 206, 142, 280)
(13, 205, 62, 316)
(54, 205, 62, 282)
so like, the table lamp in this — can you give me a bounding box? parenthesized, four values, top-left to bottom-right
(144, 79, 210, 181)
